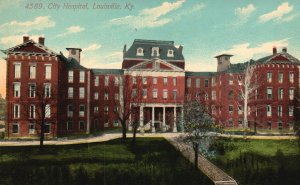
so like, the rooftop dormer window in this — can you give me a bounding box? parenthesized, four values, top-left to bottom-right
(152, 47, 159, 57)
(136, 48, 144, 56)
(167, 49, 174, 57)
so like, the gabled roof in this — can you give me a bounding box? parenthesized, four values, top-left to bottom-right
(123, 39, 184, 61)
(128, 58, 184, 72)
(92, 69, 124, 75)
(2, 39, 58, 56)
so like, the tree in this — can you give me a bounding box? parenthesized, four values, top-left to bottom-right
(21, 83, 57, 151)
(112, 74, 148, 141)
(0, 93, 6, 120)
(182, 99, 218, 169)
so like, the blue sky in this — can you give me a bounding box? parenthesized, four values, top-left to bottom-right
(0, 0, 300, 95)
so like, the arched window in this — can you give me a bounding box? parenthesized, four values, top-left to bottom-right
(167, 49, 174, 57)
(151, 47, 159, 57)
(136, 48, 144, 56)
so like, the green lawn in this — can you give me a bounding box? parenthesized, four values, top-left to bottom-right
(0, 138, 213, 185)
(210, 138, 300, 185)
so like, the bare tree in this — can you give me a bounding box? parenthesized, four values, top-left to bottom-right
(21, 83, 57, 151)
(112, 74, 148, 141)
(182, 99, 218, 169)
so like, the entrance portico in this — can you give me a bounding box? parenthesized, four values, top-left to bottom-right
(131, 103, 183, 132)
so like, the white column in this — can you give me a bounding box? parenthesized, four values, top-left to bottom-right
(173, 107, 177, 132)
(152, 107, 155, 133)
(162, 106, 166, 132)
(140, 106, 144, 133)
(128, 107, 132, 131)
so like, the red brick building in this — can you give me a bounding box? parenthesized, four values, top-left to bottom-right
(2, 37, 300, 138)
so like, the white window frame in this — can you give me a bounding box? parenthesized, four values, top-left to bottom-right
(68, 70, 73, 83)
(173, 77, 177, 86)
(143, 76, 147, 84)
(163, 77, 168, 86)
(13, 82, 21, 98)
(212, 91, 216, 100)
(14, 63, 21, 78)
(13, 104, 20, 119)
(29, 83, 36, 98)
(267, 105, 272, 117)
(187, 78, 191, 87)
(196, 79, 200, 88)
(68, 87, 73, 98)
(151, 47, 159, 57)
(95, 76, 99, 86)
(115, 93, 119, 100)
(132, 89, 137, 98)
(278, 72, 283, 83)
(173, 90, 177, 100)
(114, 76, 119, 86)
(12, 123, 19, 134)
(29, 104, 36, 119)
(28, 122, 35, 134)
(105, 76, 109, 86)
(45, 64, 52, 80)
(277, 105, 282, 117)
(136, 48, 144, 56)
(167, 49, 174, 57)
(94, 92, 99, 100)
(163, 89, 168, 99)
(67, 104, 73, 117)
(79, 71, 85, 83)
(44, 83, 51, 98)
(289, 88, 294, 100)
(79, 87, 85, 99)
(79, 121, 85, 130)
(153, 89, 158, 98)
(45, 104, 51, 118)
(267, 72, 272, 83)
(67, 121, 73, 131)
(267, 88, 272, 100)
(289, 105, 294, 117)
(289, 72, 294, 83)
(29, 64, 36, 79)
(79, 105, 85, 117)
(132, 76, 136, 84)
(143, 89, 147, 99)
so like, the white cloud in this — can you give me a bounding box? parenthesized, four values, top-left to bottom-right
(83, 44, 101, 52)
(259, 2, 294, 23)
(81, 51, 123, 69)
(0, 16, 55, 34)
(110, 0, 186, 28)
(56, 26, 85, 38)
(235, 4, 256, 17)
(219, 39, 289, 63)
(0, 35, 43, 47)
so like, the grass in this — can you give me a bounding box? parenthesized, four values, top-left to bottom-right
(0, 137, 213, 185)
(210, 138, 300, 185)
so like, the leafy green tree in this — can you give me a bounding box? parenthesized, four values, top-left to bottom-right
(182, 100, 219, 169)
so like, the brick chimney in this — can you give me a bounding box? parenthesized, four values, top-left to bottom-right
(38, 37, 45, 45)
(273, 47, 277, 55)
(282, 47, 287, 53)
(23, 36, 29, 43)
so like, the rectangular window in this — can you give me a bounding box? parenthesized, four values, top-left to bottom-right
(29, 84, 36, 98)
(68, 87, 73, 98)
(212, 77, 216, 86)
(79, 71, 85, 83)
(289, 88, 294, 100)
(143, 89, 147, 98)
(44, 123, 50, 133)
(79, 121, 84, 130)
(79, 105, 85, 117)
(267, 72, 272, 83)
(29, 104, 35, 119)
(173, 90, 177, 100)
(277, 105, 282, 117)
(28, 122, 35, 134)
(238, 106, 242, 115)
(94, 76, 99, 86)
(278, 72, 283, 83)
(114, 119, 119, 127)
(267, 88, 272, 100)
(153, 89, 158, 98)
(289, 105, 294, 116)
(94, 106, 99, 113)
(187, 78, 191, 87)
(163, 77, 168, 86)
(212, 91, 216, 100)
(278, 88, 283, 100)
(152, 77, 157, 84)
(114, 76, 119, 86)
(205, 93, 208, 100)
(79, 87, 85, 99)
(173, 77, 177, 86)
(196, 79, 200, 88)
(132, 89, 137, 98)
(68, 70, 73, 83)
(45, 65, 52, 80)
(12, 123, 19, 133)
(94, 92, 99, 100)
(13, 83, 20, 97)
(105, 76, 109, 86)
(229, 75, 233, 85)
(44, 83, 51, 98)
(14, 104, 20, 119)
(45, 104, 51, 118)
(143, 76, 147, 84)
(67, 121, 73, 131)
(205, 79, 209, 87)
(267, 105, 272, 117)
(267, 122, 271, 130)
(229, 105, 233, 114)
(67, 104, 73, 117)
(163, 89, 168, 99)
(104, 93, 108, 100)
(132, 76, 136, 84)
(115, 93, 119, 100)
(14, 63, 21, 78)
(289, 72, 294, 83)
(29, 65, 36, 79)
